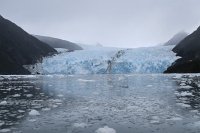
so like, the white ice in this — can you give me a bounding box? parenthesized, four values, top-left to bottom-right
(29, 109, 40, 116)
(176, 103, 191, 108)
(0, 129, 11, 133)
(73, 123, 87, 128)
(178, 86, 193, 90)
(95, 126, 116, 133)
(0, 101, 7, 105)
(29, 45, 177, 74)
(175, 91, 193, 97)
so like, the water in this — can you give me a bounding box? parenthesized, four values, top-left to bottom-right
(0, 74, 200, 133)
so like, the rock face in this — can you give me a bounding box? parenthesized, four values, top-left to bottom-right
(34, 35, 83, 51)
(164, 31, 188, 46)
(172, 27, 200, 58)
(164, 58, 200, 73)
(0, 15, 57, 74)
(165, 26, 200, 73)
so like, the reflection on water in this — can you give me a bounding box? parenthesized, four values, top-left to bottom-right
(0, 76, 63, 131)
(1, 74, 200, 133)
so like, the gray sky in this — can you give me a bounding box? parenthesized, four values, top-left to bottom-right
(0, 0, 200, 48)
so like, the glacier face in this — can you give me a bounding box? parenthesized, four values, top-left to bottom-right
(32, 45, 178, 74)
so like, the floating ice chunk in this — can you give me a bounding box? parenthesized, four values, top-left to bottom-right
(26, 94, 33, 97)
(150, 120, 160, 124)
(172, 75, 182, 79)
(179, 85, 193, 90)
(18, 110, 25, 113)
(190, 110, 198, 113)
(175, 91, 193, 97)
(51, 105, 58, 108)
(57, 94, 64, 97)
(28, 119, 37, 122)
(52, 99, 62, 103)
(0, 121, 5, 126)
(29, 109, 40, 116)
(78, 79, 95, 82)
(95, 126, 116, 133)
(0, 129, 11, 132)
(0, 110, 9, 113)
(146, 85, 153, 87)
(180, 83, 186, 86)
(42, 108, 51, 111)
(6, 88, 11, 91)
(51, 99, 62, 105)
(167, 117, 183, 121)
(73, 123, 87, 128)
(12, 131, 22, 133)
(118, 77, 125, 80)
(12, 94, 20, 97)
(181, 80, 186, 83)
(176, 103, 191, 108)
(190, 121, 200, 127)
(0, 101, 7, 105)
(127, 105, 139, 110)
(149, 116, 161, 124)
(17, 115, 24, 119)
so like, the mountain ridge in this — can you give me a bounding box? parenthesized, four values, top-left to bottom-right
(0, 15, 57, 74)
(165, 26, 200, 73)
(164, 31, 188, 46)
(34, 35, 83, 51)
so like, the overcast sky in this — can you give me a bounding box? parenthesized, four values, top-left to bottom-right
(0, 0, 200, 48)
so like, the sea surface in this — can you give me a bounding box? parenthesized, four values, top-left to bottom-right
(0, 74, 200, 133)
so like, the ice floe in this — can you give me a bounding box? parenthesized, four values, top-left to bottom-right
(29, 109, 40, 116)
(167, 117, 183, 121)
(95, 126, 116, 133)
(0, 129, 11, 132)
(77, 79, 95, 82)
(73, 123, 87, 128)
(176, 103, 191, 108)
(178, 85, 193, 90)
(0, 101, 7, 105)
(175, 91, 193, 97)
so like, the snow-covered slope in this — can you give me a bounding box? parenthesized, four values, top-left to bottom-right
(29, 45, 178, 74)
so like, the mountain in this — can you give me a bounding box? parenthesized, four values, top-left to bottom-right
(172, 27, 200, 58)
(165, 26, 200, 73)
(0, 15, 57, 74)
(164, 31, 188, 46)
(34, 35, 83, 51)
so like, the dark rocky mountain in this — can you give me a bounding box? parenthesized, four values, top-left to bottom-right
(165, 26, 200, 73)
(164, 31, 188, 46)
(34, 35, 83, 51)
(0, 15, 57, 74)
(173, 27, 200, 58)
(164, 58, 200, 73)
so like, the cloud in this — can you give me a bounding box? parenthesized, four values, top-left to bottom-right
(0, 0, 200, 48)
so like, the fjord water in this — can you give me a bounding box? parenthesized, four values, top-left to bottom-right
(0, 74, 200, 133)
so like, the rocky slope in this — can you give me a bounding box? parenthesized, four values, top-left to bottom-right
(165, 26, 200, 73)
(0, 15, 57, 74)
(34, 35, 83, 51)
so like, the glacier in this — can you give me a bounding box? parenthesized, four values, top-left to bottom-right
(27, 45, 178, 74)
